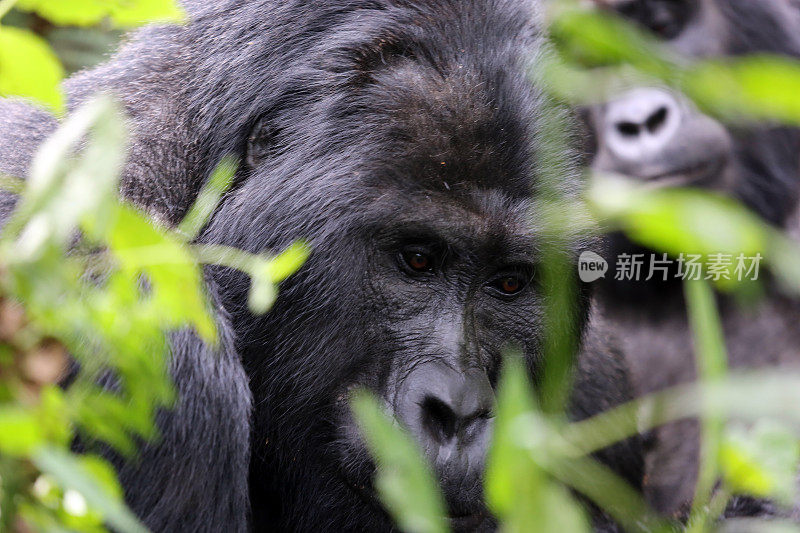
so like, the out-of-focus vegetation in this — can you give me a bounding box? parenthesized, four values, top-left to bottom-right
(3, 0, 800, 532)
(0, 0, 180, 112)
(0, 96, 306, 530)
(0, 3, 309, 531)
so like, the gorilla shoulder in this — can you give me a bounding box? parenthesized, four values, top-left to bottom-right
(0, 100, 56, 222)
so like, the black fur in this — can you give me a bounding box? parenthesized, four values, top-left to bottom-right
(0, 1, 643, 531)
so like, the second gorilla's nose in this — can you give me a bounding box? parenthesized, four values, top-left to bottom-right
(603, 88, 681, 162)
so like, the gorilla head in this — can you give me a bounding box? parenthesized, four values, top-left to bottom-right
(589, 0, 800, 228)
(196, 2, 603, 529)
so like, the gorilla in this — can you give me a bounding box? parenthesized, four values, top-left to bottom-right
(586, 0, 800, 517)
(0, 1, 643, 531)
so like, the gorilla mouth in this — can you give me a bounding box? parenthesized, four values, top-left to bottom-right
(339, 468, 492, 531)
(336, 444, 493, 531)
(639, 158, 725, 187)
(449, 510, 491, 531)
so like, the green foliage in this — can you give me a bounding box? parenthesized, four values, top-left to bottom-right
(0, 0, 183, 111)
(0, 96, 169, 530)
(350, 391, 448, 533)
(32, 448, 146, 533)
(485, 356, 590, 533)
(0, 92, 305, 530)
(14, 0, 184, 28)
(684, 279, 728, 531)
(721, 421, 800, 507)
(0, 25, 64, 111)
(685, 56, 800, 125)
(548, 2, 800, 126)
(2, 1, 800, 532)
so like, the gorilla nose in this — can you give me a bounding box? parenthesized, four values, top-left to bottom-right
(398, 365, 494, 459)
(603, 88, 681, 161)
(420, 368, 494, 444)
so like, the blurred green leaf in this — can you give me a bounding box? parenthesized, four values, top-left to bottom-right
(350, 390, 448, 533)
(685, 279, 729, 528)
(720, 519, 800, 533)
(37, 386, 71, 447)
(15, 0, 185, 27)
(567, 372, 800, 461)
(588, 176, 800, 294)
(685, 56, 800, 126)
(247, 241, 310, 313)
(108, 0, 185, 27)
(0, 173, 24, 194)
(262, 241, 311, 282)
(486, 356, 590, 533)
(549, 4, 800, 127)
(0, 26, 64, 112)
(685, 279, 728, 382)
(2, 96, 125, 258)
(78, 455, 125, 501)
(33, 447, 148, 533)
(108, 205, 216, 342)
(15, 0, 108, 26)
(721, 420, 800, 506)
(195, 241, 309, 314)
(485, 355, 536, 517)
(549, 6, 674, 79)
(178, 156, 237, 240)
(0, 407, 45, 455)
(589, 177, 767, 258)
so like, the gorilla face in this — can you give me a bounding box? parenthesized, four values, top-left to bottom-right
(591, 87, 732, 189)
(589, 0, 800, 225)
(334, 186, 546, 530)
(281, 62, 566, 533)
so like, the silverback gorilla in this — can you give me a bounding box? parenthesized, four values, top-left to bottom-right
(587, 0, 800, 517)
(0, 1, 642, 531)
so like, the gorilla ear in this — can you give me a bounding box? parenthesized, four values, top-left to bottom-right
(246, 115, 279, 169)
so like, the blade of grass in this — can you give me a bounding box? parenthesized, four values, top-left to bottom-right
(563, 371, 800, 459)
(350, 391, 448, 533)
(177, 156, 237, 240)
(684, 279, 729, 531)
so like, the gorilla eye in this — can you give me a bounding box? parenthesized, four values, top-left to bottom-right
(499, 277, 521, 294)
(617, 0, 691, 41)
(487, 271, 530, 298)
(399, 248, 435, 274)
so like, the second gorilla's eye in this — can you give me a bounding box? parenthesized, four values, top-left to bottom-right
(400, 249, 434, 274)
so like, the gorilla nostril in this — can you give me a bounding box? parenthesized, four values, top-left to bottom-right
(421, 396, 458, 442)
(616, 121, 640, 137)
(603, 89, 682, 161)
(406, 366, 494, 447)
(645, 106, 668, 133)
